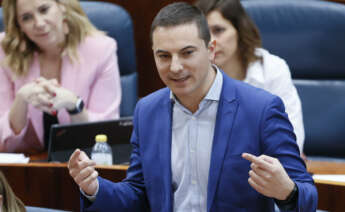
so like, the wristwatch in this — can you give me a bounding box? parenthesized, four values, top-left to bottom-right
(275, 182, 298, 210)
(67, 98, 84, 115)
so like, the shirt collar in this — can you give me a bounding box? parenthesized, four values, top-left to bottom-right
(170, 65, 223, 102)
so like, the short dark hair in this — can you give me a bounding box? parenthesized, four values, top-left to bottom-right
(195, 0, 262, 70)
(150, 2, 210, 46)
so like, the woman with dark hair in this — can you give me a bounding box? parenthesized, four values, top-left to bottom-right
(195, 0, 305, 152)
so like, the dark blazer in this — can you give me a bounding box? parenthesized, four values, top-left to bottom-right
(82, 71, 317, 212)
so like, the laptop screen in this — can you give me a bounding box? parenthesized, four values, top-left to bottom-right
(47, 117, 133, 164)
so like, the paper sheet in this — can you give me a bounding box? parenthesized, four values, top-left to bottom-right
(0, 153, 30, 163)
(313, 174, 345, 183)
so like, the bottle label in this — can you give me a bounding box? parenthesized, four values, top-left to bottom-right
(91, 153, 113, 165)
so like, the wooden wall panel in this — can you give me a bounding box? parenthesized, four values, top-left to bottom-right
(95, 0, 194, 97)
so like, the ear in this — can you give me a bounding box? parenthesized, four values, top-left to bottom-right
(208, 39, 216, 63)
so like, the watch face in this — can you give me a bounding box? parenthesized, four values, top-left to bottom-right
(68, 98, 84, 114)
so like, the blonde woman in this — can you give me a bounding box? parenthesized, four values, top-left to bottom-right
(0, 171, 26, 212)
(0, 0, 121, 153)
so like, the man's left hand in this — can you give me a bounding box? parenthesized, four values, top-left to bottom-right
(242, 153, 295, 201)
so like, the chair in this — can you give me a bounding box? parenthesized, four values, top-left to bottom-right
(81, 2, 138, 117)
(0, 1, 138, 117)
(242, 0, 345, 158)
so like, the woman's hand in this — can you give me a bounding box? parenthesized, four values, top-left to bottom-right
(40, 79, 79, 111)
(10, 77, 55, 134)
(17, 77, 79, 113)
(16, 78, 55, 114)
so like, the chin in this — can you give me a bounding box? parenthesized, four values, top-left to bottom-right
(215, 57, 225, 66)
(170, 87, 189, 97)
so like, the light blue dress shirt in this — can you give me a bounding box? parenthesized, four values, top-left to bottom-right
(171, 67, 223, 212)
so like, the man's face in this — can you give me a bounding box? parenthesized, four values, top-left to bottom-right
(152, 23, 215, 102)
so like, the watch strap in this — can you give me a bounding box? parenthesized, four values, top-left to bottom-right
(275, 182, 298, 210)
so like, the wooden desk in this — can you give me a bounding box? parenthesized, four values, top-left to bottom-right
(1, 160, 345, 211)
(0, 162, 127, 211)
(306, 160, 345, 212)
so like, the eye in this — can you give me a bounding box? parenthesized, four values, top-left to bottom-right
(38, 5, 50, 14)
(21, 14, 33, 22)
(211, 26, 225, 35)
(182, 50, 194, 57)
(157, 53, 171, 60)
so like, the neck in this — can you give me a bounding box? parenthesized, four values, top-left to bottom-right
(177, 65, 217, 113)
(221, 53, 246, 81)
(40, 48, 63, 60)
(39, 51, 62, 80)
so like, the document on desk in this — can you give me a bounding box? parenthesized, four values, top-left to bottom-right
(0, 153, 29, 163)
(313, 174, 345, 183)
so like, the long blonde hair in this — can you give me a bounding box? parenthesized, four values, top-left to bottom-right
(1, 0, 103, 77)
(0, 171, 26, 212)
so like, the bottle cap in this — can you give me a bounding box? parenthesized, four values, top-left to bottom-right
(95, 134, 107, 142)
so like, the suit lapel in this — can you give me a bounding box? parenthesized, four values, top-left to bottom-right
(207, 73, 239, 212)
(158, 92, 173, 212)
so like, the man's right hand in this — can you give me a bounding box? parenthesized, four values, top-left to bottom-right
(68, 149, 99, 196)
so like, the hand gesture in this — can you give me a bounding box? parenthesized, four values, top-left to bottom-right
(68, 149, 99, 196)
(242, 153, 295, 201)
(39, 79, 79, 111)
(17, 78, 55, 113)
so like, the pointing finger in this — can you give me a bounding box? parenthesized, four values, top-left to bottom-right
(242, 153, 271, 171)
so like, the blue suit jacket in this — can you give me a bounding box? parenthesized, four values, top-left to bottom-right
(82, 72, 317, 212)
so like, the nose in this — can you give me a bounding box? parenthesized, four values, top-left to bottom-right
(170, 55, 183, 73)
(210, 33, 215, 40)
(34, 15, 45, 29)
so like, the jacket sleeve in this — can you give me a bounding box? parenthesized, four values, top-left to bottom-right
(261, 96, 317, 212)
(0, 67, 30, 152)
(85, 38, 121, 121)
(81, 100, 149, 212)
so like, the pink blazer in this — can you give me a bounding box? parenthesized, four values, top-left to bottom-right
(0, 33, 121, 153)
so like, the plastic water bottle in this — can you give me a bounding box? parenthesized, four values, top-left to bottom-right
(91, 134, 113, 165)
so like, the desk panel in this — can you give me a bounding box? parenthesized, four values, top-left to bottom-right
(0, 163, 127, 211)
(1, 160, 345, 211)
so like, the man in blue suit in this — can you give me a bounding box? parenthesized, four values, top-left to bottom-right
(68, 2, 317, 211)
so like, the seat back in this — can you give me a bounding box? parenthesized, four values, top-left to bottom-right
(0, 1, 138, 117)
(81, 2, 137, 117)
(242, 0, 345, 157)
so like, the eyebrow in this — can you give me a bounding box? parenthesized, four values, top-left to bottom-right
(155, 45, 197, 54)
(209, 24, 223, 28)
(181, 46, 197, 51)
(155, 49, 169, 55)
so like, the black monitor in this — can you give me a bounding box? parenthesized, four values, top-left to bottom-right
(47, 117, 133, 165)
